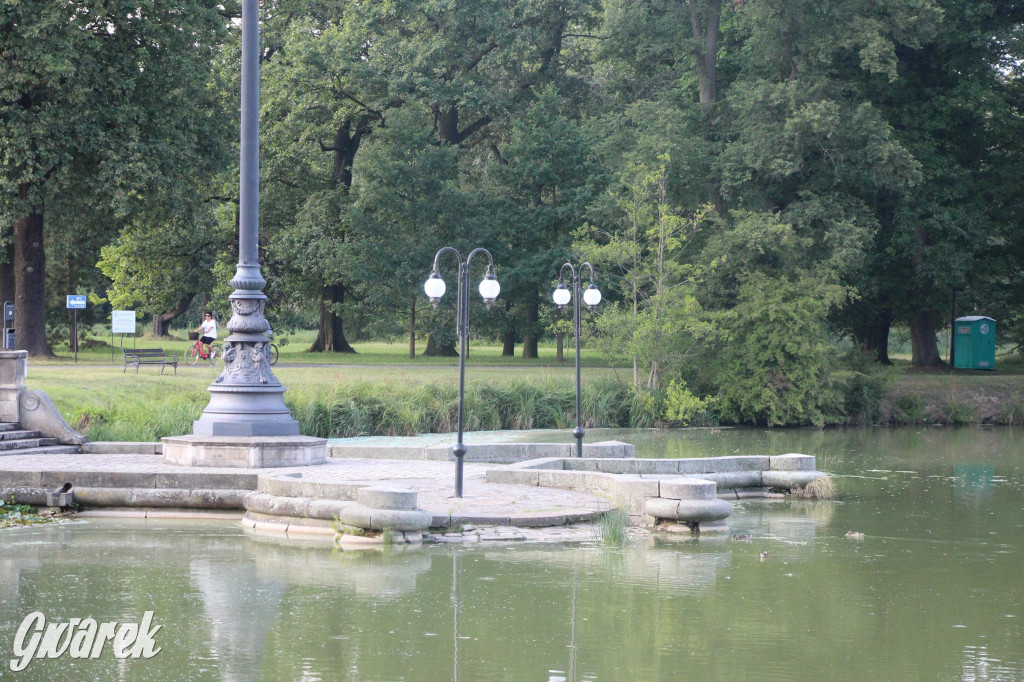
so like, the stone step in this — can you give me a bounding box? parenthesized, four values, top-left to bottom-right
(0, 437, 61, 451)
(0, 445, 81, 456)
(0, 422, 20, 432)
(0, 429, 43, 441)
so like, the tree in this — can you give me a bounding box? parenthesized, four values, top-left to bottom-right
(579, 157, 712, 387)
(1, 0, 227, 355)
(259, 2, 405, 353)
(835, 0, 1024, 365)
(97, 202, 233, 336)
(345, 106, 473, 358)
(696, 211, 851, 426)
(482, 87, 599, 358)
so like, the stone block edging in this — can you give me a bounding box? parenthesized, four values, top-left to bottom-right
(485, 454, 828, 527)
(242, 491, 432, 531)
(328, 440, 635, 463)
(82, 442, 163, 455)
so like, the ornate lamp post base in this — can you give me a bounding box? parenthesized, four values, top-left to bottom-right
(192, 384, 299, 437)
(192, 263, 299, 437)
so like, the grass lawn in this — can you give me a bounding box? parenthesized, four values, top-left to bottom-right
(22, 331, 1024, 440)
(25, 360, 627, 441)
(44, 330, 617, 368)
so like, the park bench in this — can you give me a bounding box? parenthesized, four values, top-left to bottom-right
(122, 348, 178, 375)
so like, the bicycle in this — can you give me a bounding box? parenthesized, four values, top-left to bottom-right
(186, 332, 223, 365)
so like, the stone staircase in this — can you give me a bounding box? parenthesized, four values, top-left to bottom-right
(0, 422, 80, 455)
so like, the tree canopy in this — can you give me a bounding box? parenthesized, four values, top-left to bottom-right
(4, 0, 1023, 424)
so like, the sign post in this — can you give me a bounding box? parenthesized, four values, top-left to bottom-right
(66, 295, 87, 362)
(111, 310, 137, 362)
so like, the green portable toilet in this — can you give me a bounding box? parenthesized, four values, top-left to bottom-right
(953, 316, 996, 370)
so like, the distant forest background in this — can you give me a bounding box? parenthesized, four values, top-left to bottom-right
(3, 0, 1023, 425)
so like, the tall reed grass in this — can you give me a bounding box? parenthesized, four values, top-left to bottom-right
(66, 377, 660, 441)
(295, 378, 648, 439)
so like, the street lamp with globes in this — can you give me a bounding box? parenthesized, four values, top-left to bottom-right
(425, 247, 500, 497)
(553, 262, 600, 458)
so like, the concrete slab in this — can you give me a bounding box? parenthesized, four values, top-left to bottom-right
(769, 454, 817, 471)
(83, 442, 162, 455)
(162, 435, 327, 468)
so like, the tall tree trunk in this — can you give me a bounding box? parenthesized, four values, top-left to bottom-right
(308, 117, 368, 356)
(501, 300, 516, 356)
(865, 317, 893, 365)
(13, 184, 52, 357)
(502, 329, 516, 356)
(687, 0, 723, 211)
(909, 224, 942, 367)
(874, 322, 892, 365)
(0, 241, 15, 309)
(309, 284, 356, 353)
(556, 332, 564, 362)
(423, 334, 457, 357)
(522, 297, 539, 358)
(855, 309, 893, 365)
(689, 0, 720, 114)
(910, 310, 944, 367)
(408, 298, 416, 359)
(648, 361, 660, 390)
(152, 294, 196, 337)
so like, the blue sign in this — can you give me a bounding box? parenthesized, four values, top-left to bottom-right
(66, 295, 87, 309)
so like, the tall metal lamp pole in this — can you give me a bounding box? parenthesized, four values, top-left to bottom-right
(192, 0, 298, 436)
(425, 247, 500, 497)
(553, 262, 600, 457)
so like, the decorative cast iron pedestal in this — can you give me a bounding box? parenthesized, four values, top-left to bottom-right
(192, 264, 299, 438)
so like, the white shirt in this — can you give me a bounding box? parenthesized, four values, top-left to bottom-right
(201, 318, 217, 340)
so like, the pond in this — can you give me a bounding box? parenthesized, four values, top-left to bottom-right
(1, 427, 1022, 680)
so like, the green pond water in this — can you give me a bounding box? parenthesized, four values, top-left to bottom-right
(1, 427, 1022, 681)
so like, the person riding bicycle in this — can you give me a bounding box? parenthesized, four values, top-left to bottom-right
(194, 312, 218, 357)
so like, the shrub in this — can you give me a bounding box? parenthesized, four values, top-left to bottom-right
(942, 393, 979, 425)
(710, 277, 845, 426)
(833, 351, 897, 425)
(887, 391, 924, 425)
(664, 380, 717, 426)
(995, 393, 1024, 426)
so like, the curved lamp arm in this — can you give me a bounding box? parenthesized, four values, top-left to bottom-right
(467, 248, 499, 309)
(579, 262, 601, 309)
(425, 247, 463, 307)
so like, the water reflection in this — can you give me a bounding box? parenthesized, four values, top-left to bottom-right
(1, 427, 1023, 681)
(190, 558, 284, 681)
(244, 534, 431, 597)
(954, 463, 996, 502)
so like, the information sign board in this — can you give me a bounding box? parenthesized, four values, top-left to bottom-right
(66, 295, 87, 309)
(112, 310, 137, 334)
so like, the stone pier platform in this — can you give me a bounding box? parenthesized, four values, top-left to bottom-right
(0, 451, 612, 542)
(0, 445, 828, 544)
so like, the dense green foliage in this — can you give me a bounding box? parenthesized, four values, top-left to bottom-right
(4, 0, 1024, 425)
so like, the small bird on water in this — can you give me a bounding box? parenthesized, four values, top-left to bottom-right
(759, 551, 770, 561)
(732, 534, 751, 542)
(845, 531, 865, 539)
